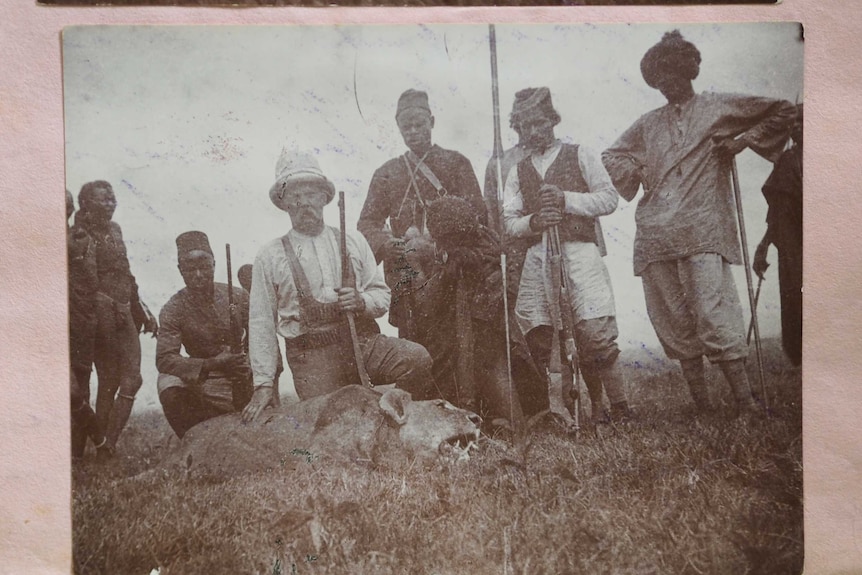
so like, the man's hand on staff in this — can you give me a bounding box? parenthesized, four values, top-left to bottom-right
(753, 240, 771, 280)
(335, 287, 366, 313)
(713, 135, 750, 159)
(241, 386, 274, 423)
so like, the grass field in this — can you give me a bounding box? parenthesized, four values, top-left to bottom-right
(72, 341, 801, 575)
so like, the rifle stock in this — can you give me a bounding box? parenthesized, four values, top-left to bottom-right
(226, 243, 252, 409)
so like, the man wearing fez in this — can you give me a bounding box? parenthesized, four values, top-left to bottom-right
(75, 180, 158, 456)
(357, 89, 485, 335)
(156, 231, 253, 438)
(242, 150, 433, 423)
(602, 30, 796, 416)
(502, 87, 632, 423)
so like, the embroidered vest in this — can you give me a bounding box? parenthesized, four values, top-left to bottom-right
(517, 144, 598, 247)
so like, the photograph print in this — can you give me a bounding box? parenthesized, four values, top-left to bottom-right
(64, 22, 803, 574)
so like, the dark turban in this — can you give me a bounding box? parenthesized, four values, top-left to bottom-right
(509, 87, 561, 131)
(640, 30, 701, 89)
(176, 231, 213, 259)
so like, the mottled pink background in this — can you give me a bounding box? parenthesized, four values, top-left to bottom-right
(1, 1, 860, 573)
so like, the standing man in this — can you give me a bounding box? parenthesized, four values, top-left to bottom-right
(156, 231, 253, 438)
(357, 89, 485, 339)
(602, 30, 796, 415)
(242, 150, 433, 422)
(67, 189, 108, 459)
(754, 104, 803, 366)
(502, 87, 632, 423)
(75, 181, 158, 456)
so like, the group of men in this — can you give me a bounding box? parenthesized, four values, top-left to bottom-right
(68, 30, 803, 458)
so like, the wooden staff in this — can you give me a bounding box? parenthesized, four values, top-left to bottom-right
(489, 24, 517, 431)
(731, 159, 768, 412)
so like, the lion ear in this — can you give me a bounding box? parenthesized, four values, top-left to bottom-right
(379, 388, 412, 426)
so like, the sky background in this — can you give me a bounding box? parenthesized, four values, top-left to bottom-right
(62, 22, 803, 411)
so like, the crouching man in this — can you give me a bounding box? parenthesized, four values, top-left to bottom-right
(156, 231, 253, 438)
(242, 150, 434, 423)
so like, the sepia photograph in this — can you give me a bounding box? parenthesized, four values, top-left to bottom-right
(64, 22, 803, 574)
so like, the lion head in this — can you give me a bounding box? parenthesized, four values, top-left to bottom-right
(377, 388, 482, 463)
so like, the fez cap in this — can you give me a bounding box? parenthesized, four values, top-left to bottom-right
(396, 89, 431, 118)
(509, 87, 561, 130)
(640, 30, 702, 89)
(176, 231, 213, 259)
(268, 149, 336, 211)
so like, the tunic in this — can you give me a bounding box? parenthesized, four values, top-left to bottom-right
(602, 92, 796, 275)
(156, 283, 250, 412)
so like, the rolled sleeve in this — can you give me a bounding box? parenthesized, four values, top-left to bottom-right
(350, 233, 390, 319)
(562, 146, 620, 217)
(248, 248, 279, 389)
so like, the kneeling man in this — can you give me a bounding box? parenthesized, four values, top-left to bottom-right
(242, 150, 433, 423)
(157, 231, 253, 438)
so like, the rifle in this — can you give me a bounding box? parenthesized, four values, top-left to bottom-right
(226, 243, 253, 409)
(547, 225, 584, 433)
(338, 192, 373, 388)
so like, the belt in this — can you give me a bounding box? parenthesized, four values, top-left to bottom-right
(285, 328, 345, 352)
(286, 318, 379, 352)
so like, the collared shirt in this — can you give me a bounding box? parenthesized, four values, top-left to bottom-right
(248, 227, 389, 388)
(156, 282, 249, 385)
(603, 92, 796, 275)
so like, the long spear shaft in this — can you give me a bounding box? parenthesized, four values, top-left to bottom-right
(489, 24, 517, 431)
(731, 159, 768, 412)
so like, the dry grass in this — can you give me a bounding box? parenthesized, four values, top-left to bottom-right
(73, 341, 801, 575)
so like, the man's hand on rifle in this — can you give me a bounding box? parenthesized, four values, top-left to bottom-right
(335, 287, 366, 314)
(527, 184, 566, 232)
(540, 184, 566, 211)
(241, 386, 274, 423)
(202, 350, 247, 375)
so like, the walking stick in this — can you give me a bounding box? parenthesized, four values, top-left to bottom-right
(747, 276, 763, 346)
(489, 24, 518, 432)
(338, 192, 373, 388)
(731, 159, 768, 412)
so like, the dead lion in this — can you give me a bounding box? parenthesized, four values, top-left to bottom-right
(154, 385, 482, 479)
